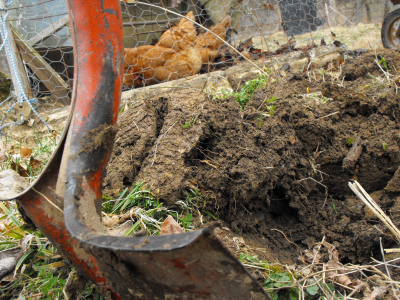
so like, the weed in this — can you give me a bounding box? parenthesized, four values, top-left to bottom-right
(109, 181, 158, 214)
(181, 187, 216, 223)
(102, 181, 201, 235)
(347, 137, 355, 146)
(239, 253, 341, 299)
(382, 142, 388, 151)
(179, 213, 193, 228)
(183, 117, 195, 129)
(331, 196, 338, 214)
(378, 55, 388, 72)
(222, 73, 271, 107)
(301, 91, 331, 104)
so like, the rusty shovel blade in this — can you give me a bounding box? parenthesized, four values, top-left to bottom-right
(19, 0, 270, 298)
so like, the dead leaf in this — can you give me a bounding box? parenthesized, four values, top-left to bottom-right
(108, 221, 133, 237)
(278, 69, 287, 77)
(103, 212, 131, 228)
(238, 38, 253, 52)
(240, 50, 253, 60)
(160, 215, 184, 235)
(233, 237, 246, 249)
(113, 189, 120, 197)
(364, 286, 387, 300)
(0, 235, 32, 280)
(20, 146, 32, 158)
(322, 241, 353, 288)
(11, 162, 29, 177)
(29, 157, 43, 171)
(63, 271, 87, 300)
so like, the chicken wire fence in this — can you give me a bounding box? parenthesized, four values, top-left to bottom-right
(0, 0, 393, 115)
(121, 0, 390, 89)
(0, 0, 72, 140)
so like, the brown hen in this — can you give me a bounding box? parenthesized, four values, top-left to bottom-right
(123, 44, 201, 87)
(194, 16, 231, 65)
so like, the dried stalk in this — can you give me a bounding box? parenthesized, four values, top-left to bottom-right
(348, 181, 400, 243)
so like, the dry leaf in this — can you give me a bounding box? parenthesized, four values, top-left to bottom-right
(113, 189, 120, 197)
(29, 157, 43, 171)
(20, 146, 32, 158)
(0, 235, 32, 280)
(238, 38, 253, 50)
(278, 69, 287, 77)
(11, 162, 29, 177)
(364, 286, 387, 300)
(160, 215, 184, 235)
(322, 241, 353, 288)
(103, 212, 131, 228)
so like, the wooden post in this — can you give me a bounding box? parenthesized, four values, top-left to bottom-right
(13, 29, 70, 105)
(27, 14, 69, 46)
(0, 0, 32, 104)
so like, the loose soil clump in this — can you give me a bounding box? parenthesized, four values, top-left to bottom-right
(104, 49, 400, 266)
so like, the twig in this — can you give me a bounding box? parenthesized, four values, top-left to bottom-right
(151, 122, 176, 167)
(270, 228, 298, 248)
(312, 236, 325, 265)
(344, 282, 366, 300)
(313, 275, 334, 300)
(242, 263, 267, 270)
(149, 86, 202, 92)
(299, 177, 328, 208)
(317, 111, 339, 120)
(200, 160, 217, 169)
(32, 187, 63, 213)
(380, 237, 397, 297)
(348, 181, 400, 243)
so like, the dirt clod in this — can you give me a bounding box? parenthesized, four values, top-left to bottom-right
(105, 49, 400, 265)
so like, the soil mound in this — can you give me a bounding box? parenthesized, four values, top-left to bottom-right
(104, 49, 400, 265)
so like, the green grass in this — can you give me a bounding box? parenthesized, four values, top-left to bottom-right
(0, 131, 58, 184)
(221, 72, 273, 107)
(0, 201, 105, 299)
(0, 202, 67, 299)
(239, 253, 339, 300)
(102, 181, 201, 236)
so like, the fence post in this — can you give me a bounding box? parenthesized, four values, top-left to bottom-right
(0, 0, 32, 102)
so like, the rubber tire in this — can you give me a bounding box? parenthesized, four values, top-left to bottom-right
(382, 8, 400, 49)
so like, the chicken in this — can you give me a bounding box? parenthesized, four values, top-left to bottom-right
(194, 16, 231, 65)
(156, 11, 197, 51)
(123, 44, 202, 87)
(123, 11, 202, 88)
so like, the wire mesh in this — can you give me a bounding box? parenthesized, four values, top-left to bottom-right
(121, 0, 389, 90)
(0, 0, 72, 184)
(5, 0, 72, 103)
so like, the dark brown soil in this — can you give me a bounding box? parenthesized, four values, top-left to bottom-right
(104, 49, 400, 266)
